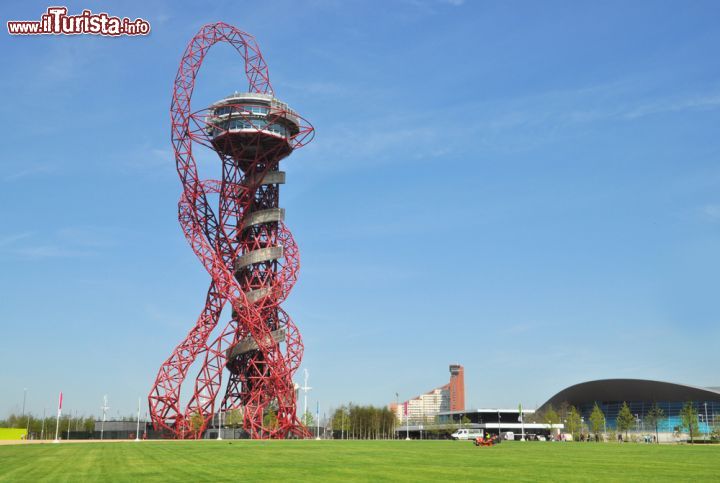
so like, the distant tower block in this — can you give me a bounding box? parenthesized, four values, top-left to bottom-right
(449, 364, 465, 411)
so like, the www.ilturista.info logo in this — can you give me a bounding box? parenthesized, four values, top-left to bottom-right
(7, 7, 150, 36)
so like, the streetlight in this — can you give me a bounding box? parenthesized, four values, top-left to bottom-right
(40, 408, 46, 440)
(135, 397, 141, 441)
(405, 399, 410, 441)
(341, 406, 345, 441)
(22, 388, 28, 439)
(603, 419, 607, 441)
(100, 395, 109, 440)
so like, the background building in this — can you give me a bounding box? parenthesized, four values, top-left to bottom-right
(397, 408, 560, 440)
(539, 379, 720, 441)
(391, 365, 465, 423)
(449, 364, 465, 412)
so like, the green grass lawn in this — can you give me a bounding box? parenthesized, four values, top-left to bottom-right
(0, 440, 718, 482)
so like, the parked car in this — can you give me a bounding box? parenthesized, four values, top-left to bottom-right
(451, 428, 484, 440)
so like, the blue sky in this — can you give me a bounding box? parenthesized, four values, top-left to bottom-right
(1, 0, 719, 420)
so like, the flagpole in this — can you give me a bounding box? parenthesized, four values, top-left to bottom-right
(315, 401, 320, 440)
(519, 403, 525, 441)
(54, 392, 62, 443)
(405, 401, 410, 440)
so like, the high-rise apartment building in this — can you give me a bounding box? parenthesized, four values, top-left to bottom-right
(391, 364, 466, 423)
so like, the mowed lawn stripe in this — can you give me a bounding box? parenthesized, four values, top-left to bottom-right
(1, 440, 719, 482)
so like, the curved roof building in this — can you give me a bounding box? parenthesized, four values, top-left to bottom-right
(539, 379, 720, 434)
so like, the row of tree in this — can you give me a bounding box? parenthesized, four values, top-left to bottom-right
(329, 404, 397, 439)
(532, 401, 715, 443)
(187, 407, 278, 438)
(0, 413, 95, 437)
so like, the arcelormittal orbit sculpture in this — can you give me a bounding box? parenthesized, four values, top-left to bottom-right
(148, 22, 314, 439)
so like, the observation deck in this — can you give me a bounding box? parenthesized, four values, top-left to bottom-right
(206, 92, 301, 168)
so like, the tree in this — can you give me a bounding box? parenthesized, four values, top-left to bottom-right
(588, 403, 605, 441)
(565, 406, 581, 440)
(302, 410, 315, 428)
(263, 409, 278, 432)
(711, 414, 720, 442)
(543, 405, 560, 430)
(616, 402, 634, 440)
(188, 412, 204, 439)
(644, 404, 665, 444)
(225, 409, 243, 433)
(331, 406, 350, 439)
(329, 404, 395, 440)
(83, 416, 95, 433)
(558, 401, 570, 422)
(680, 401, 699, 444)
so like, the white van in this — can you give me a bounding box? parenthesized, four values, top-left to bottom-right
(450, 428, 484, 440)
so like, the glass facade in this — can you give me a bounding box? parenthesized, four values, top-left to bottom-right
(207, 103, 289, 138)
(214, 104, 270, 116)
(576, 400, 719, 433)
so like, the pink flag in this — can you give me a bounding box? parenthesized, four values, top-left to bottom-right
(58, 392, 63, 412)
(403, 401, 408, 416)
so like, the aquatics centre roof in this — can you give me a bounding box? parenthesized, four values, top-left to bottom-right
(539, 379, 720, 410)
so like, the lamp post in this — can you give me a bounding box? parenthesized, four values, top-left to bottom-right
(135, 397, 141, 441)
(22, 388, 28, 439)
(301, 369, 311, 434)
(100, 395, 109, 441)
(405, 401, 410, 440)
(603, 419, 607, 442)
(217, 410, 223, 440)
(40, 408, 46, 440)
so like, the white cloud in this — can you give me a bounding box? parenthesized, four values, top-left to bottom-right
(624, 95, 720, 120)
(701, 204, 720, 222)
(3, 164, 55, 182)
(0, 227, 118, 260)
(0, 232, 32, 247)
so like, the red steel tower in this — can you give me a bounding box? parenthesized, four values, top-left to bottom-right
(148, 22, 314, 439)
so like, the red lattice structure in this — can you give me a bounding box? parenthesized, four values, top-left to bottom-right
(148, 22, 313, 439)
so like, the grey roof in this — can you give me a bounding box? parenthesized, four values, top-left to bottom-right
(539, 379, 720, 411)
